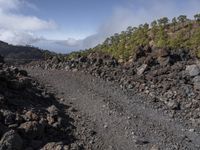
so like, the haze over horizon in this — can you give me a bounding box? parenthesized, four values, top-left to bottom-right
(0, 0, 200, 53)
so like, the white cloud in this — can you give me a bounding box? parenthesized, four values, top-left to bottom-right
(0, 0, 20, 11)
(0, 0, 56, 45)
(32, 39, 82, 53)
(55, 38, 81, 47)
(0, 29, 43, 45)
(0, 13, 56, 31)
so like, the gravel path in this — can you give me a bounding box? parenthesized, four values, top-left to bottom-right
(25, 68, 200, 150)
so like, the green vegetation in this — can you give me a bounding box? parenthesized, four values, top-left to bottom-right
(68, 13, 200, 61)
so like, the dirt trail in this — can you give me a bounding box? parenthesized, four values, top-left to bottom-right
(25, 68, 200, 150)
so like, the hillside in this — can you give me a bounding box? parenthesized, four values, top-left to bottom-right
(95, 15, 200, 61)
(64, 14, 200, 62)
(0, 41, 53, 64)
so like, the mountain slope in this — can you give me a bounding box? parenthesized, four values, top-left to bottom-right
(92, 17, 200, 61)
(64, 14, 200, 62)
(0, 41, 53, 64)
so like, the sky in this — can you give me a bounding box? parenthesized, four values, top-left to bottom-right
(0, 0, 200, 53)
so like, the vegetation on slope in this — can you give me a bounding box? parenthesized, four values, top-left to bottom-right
(66, 13, 200, 62)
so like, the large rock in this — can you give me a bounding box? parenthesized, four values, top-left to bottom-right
(186, 65, 200, 76)
(137, 64, 148, 75)
(18, 70, 28, 76)
(51, 56, 60, 64)
(24, 111, 39, 121)
(4, 112, 16, 125)
(79, 56, 87, 63)
(157, 56, 172, 66)
(18, 121, 44, 140)
(176, 49, 190, 61)
(133, 46, 146, 61)
(40, 142, 69, 150)
(157, 48, 169, 57)
(9, 66, 19, 74)
(192, 76, 200, 90)
(0, 130, 23, 150)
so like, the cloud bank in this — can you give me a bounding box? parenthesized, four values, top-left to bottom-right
(0, 0, 56, 46)
(0, 0, 200, 53)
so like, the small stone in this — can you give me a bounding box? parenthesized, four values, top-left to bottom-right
(69, 107, 78, 112)
(60, 98, 64, 101)
(127, 84, 133, 89)
(8, 124, 18, 128)
(47, 105, 59, 116)
(72, 68, 78, 72)
(186, 65, 200, 77)
(104, 124, 108, 128)
(89, 139, 95, 144)
(134, 138, 149, 145)
(65, 66, 70, 71)
(165, 100, 180, 110)
(189, 129, 195, 132)
(41, 142, 68, 150)
(151, 145, 160, 150)
(89, 130, 97, 136)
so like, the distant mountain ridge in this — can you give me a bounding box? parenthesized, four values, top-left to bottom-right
(0, 41, 53, 64)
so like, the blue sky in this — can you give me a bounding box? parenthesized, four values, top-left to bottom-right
(0, 0, 200, 53)
(22, 0, 122, 39)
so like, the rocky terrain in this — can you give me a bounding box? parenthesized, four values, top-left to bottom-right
(3, 46, 200, 149)
(0, 55, 95, 150)
(28, 46, 200, 131)
(23, 46, 200, 150)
